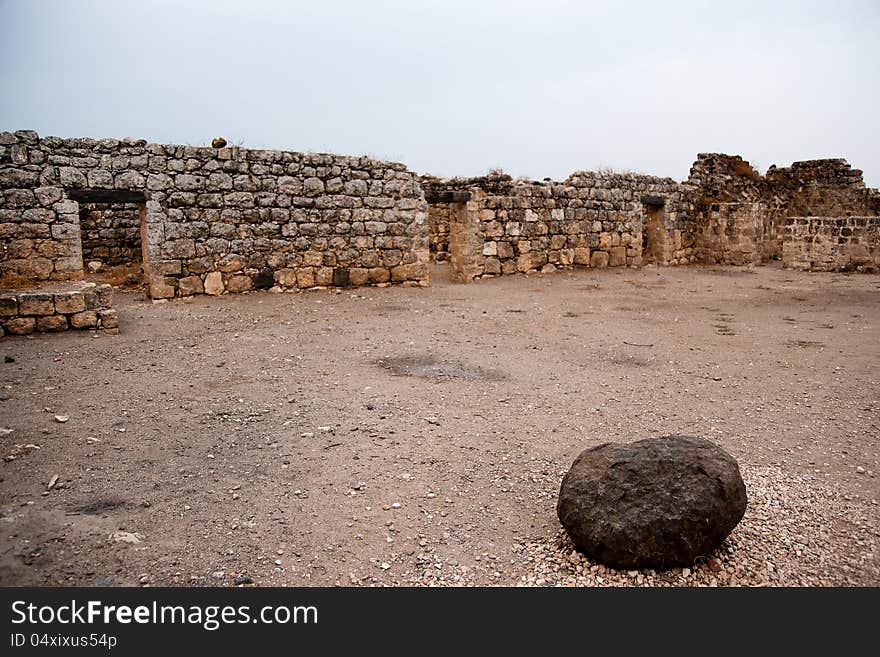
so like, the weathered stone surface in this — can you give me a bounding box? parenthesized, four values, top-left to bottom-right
(53, 293, 85, 314)
(18, 293, 54, 316)
(37, 315, 68, 332)
(4, 317, 35, 335)
(204, 271, 224, 295)
(97, 309, 118, 329)
(94, 284, 113, 308)
(225, 274, 252, 293)
(70, 310, 98, 329)
(0, 296, 18, 316)
(608, 246, 627, 267)
(274, 268, 297, 288)
(590, 250, 609, 269)
(557, 436, 747, 569)
(177, 275, 204, 296)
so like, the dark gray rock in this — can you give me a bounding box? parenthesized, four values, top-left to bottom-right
(557, 436, 747, 569)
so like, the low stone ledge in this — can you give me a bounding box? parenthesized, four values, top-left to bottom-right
(0, 281, 115, 337)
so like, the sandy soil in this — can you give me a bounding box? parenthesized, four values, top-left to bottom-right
(1, 263, 877, 586)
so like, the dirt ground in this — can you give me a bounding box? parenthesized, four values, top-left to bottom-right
(1, 263, 878, 586)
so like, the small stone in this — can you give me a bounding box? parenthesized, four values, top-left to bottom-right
(109, 531, 144, 544)
(856, 466, 865, 474)
(54, 415, 69, 423)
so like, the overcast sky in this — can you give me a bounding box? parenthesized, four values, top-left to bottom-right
(1, 0, 878, 185)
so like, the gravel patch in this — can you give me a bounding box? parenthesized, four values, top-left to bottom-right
(514, 465, 878, 587)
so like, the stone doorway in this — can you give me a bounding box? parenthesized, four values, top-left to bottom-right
(641, 199, 666, 265)
(67, 189, 148, 288)
(425, 189, 476, 283)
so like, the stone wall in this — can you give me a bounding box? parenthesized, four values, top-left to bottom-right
(692, 202, 766, 266)
(0, 130, 429, 298)
(423, 172, 692, 281)
(425, 201, 452, 262)
(782, 217, 879, 272)
(3, 127, 879, 299)
(0, 131, 83, 286)
(0, 281, 116, 337)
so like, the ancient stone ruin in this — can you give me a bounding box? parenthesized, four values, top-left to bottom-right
(1, 129, 878, 336)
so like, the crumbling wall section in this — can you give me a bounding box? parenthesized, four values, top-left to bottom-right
(687, 154, 879, 265)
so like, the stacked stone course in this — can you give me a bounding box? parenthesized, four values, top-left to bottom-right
(423, 171, 692, 281)
(783, 216, 879, 272)
(0, 282, 116, 336)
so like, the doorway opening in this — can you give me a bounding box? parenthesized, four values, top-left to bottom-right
(67, 189, 147, 288)
(425, 189, 473, 282)
(641, 196, 666, 265)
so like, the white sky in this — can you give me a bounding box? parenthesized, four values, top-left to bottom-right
(1, 0, 878, 186)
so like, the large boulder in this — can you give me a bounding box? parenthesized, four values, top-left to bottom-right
(557, 436, 747, 569)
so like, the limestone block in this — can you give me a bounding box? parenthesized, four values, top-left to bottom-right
(204, 271, 225, 295)
(315, 266, 334, 286)
(97, 309, 119, 329)
(153, 260, 182, 276)
(4, 317, 35, 335)
(226, 274, 252, 293)
(37, 315, 68, 332)
(348, 268, 369, 286)
(296, 267, 315, 288)
(53, 293, 86, 314)
(274, 268, 297, 288)
(59, 167, 87, 188)
(368, 267, 390, 284)
(95, 284, 113, 309)
(19, 293, 54, 316)
(0, 296, 18, 316)
(178, 276, 204, 296)
(70, 311, 99, 329)
(34, 187, 63, 206)
(591, 250, 610, 268)
(217, 253, 247, 272)
(609, 246, 627, 267)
